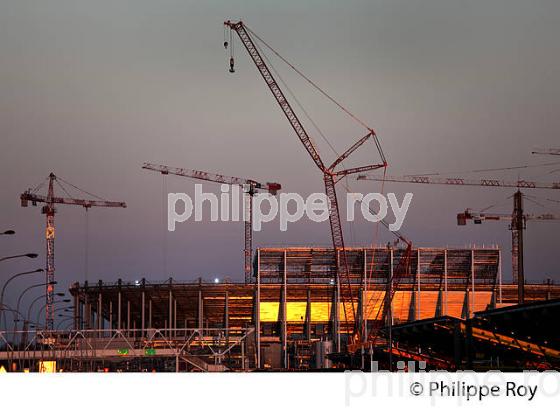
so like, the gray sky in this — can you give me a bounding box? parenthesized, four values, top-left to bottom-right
(1, 0, 559, 312)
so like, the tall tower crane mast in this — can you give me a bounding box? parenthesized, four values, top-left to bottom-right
(458, 194, 560, 303)
(142, 162, 281, 283)
(20, 173, 126, 330)
(224, 20, 390, 348)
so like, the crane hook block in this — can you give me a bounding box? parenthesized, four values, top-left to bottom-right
(224, 41, 228, 49)
(229, 57, 235, 73)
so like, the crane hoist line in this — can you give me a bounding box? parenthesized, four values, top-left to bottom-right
(142, 162, 281, 284)
(20, 173, 126, 330)
(223, 20, 399, 350)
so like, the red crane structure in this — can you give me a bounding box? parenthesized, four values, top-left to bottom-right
(224, 20, 390, 349)
(142, 162, 281, 283)
(358, 174, 560, 303)
(20, 173, 126, 330)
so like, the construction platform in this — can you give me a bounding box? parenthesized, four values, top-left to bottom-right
(379, 298, 560, 371)
(1, 246, 559, 371)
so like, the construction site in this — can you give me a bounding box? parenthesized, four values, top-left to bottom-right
(1, 18, 560, 373)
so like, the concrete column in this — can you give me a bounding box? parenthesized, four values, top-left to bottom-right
(444, 249, 448, 316)
(387, 248, 394, 327)
(282, 250, 288, 369)
(363, 249, 368, 340)
(334, 249, 340, 353)
(174, 298, 177, 334)
(241, 340, 246, 371)
(224, 290, 229, 338)
(141, 290, 145, 335)
(77, 300, 83, 330)
(416, 248, 421, 321)
(90, 302, 94, 330)
(498, 248, 503, 304)
(256, 248, 261, 369)
(97, 291, 102, 331)
(305, 289, 311, 340)
(471, 249, 475, 318)
(73, 292, 79, 330)
(109, 301, 113, 332)
(414, 248, 421, 320)
(388, 248, 394, 371)
(197, 290, 203, 329)
(117, 289, 122, 331)
(334, 278, 340, 352)
(149, 299, 152, 328)
(84, 296, 90, 329)
(127, 300, 131, 333)
(169, 289, 173, 337)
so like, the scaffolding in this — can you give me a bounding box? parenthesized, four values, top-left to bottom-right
(3, 246, 559, 371)
(0, 327, 255, 372)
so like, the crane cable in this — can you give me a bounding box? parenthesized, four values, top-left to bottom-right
(54, 179, 91, 282)
(85, 208, 89, 283)
(254, 31, 364, 250)
(30, 176, 49, 194)
(233, 24, 400, 334)
(254, 37, 336, 160)
(523, 194, 560, 214)
(244, 24, 374, 132)
(230, 27, 234, 60)
(405, 161, 560, 178)
(362, 167, 389, 340)
(54, 179, 79, 202)
(478, 195, 515, 213)
(162, 174, 168, 278)
(56, 175, 110, 201)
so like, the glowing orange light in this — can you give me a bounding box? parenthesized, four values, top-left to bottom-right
(39, 361, 56, 373)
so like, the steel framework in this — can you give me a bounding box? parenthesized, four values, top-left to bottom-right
(0, 327, 255, 372)
(20, 173, 126, 330)
(224, 20, 388, 348)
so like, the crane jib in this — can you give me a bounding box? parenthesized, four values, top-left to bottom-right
(225, 20, 403, 344)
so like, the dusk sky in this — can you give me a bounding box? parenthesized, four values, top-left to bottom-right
(1, 0, 559, 314)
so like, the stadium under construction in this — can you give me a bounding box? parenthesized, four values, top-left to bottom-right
(1, 246, 559, 372)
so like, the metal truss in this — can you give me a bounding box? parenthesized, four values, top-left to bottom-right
(0, 327, 255, 372)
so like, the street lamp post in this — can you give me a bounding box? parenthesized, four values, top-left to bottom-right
(0, 269, 43, 329)
(36, 299, 71, 329)
(0, 304, 25, 341)
(53, 307, 72, 315)
(11, 281, 56, 344)
(0, 304, 24, 322)
(24, 293, 65, 331)
(0, 253, 38, 263)
(56, 316, 73, 331)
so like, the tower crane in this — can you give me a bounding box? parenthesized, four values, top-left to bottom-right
(20, 173, 126, 330)
(358, 174, 560, 303)
(458, 195, 560, 303)
(224, 20, 391, 348)
(142, 162, 281, 283)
